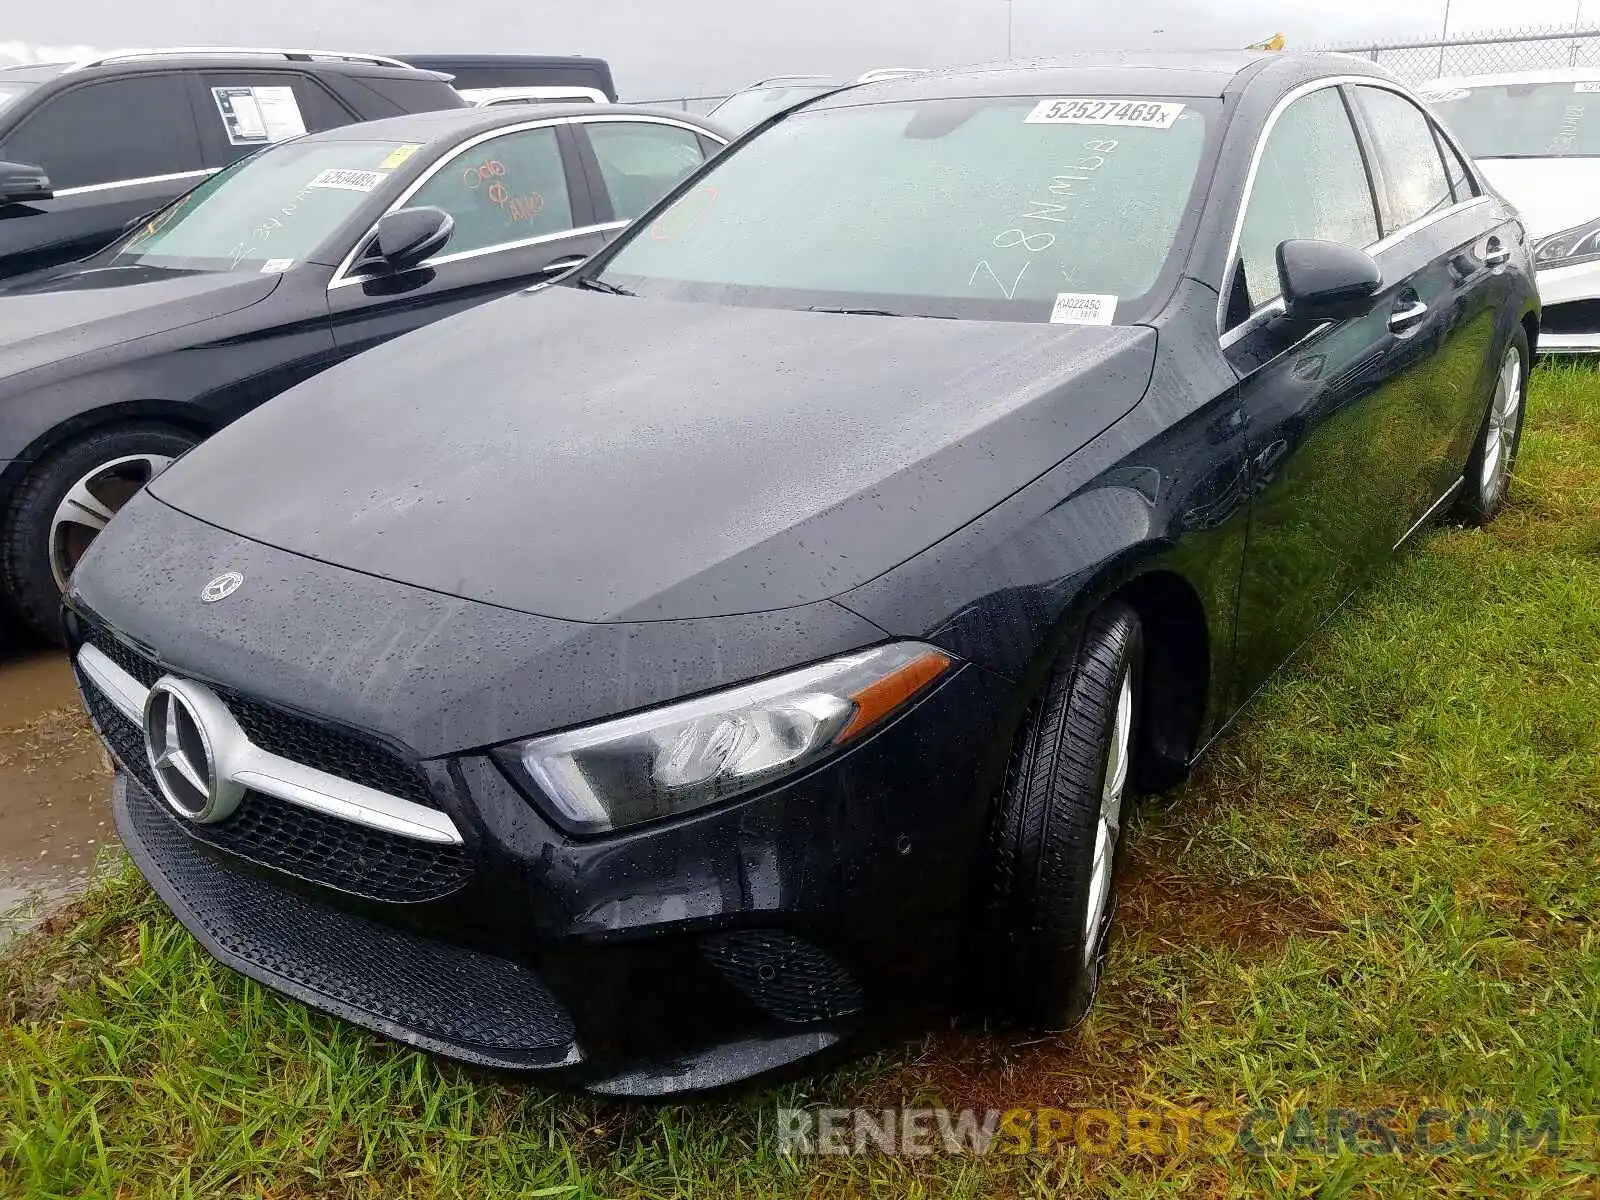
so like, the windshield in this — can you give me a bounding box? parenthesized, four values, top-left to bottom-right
(108, 138, 419, 272)
(0, 82, 36, 118)
(1423, 81, 1600, 157)
(592, 95, 1212, 323)
(710, 83, 836, 131)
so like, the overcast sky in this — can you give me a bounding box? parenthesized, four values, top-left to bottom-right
(3, 0, 1595, 98)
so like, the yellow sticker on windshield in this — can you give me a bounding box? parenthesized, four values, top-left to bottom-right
(380, 143, 423, 169)
(1026, 99, 1185, 128)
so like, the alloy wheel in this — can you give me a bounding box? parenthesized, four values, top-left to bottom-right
(49, 452, 175, 592)
(1481, 346, 1522, 506)
(1082, 665, 1133, 966)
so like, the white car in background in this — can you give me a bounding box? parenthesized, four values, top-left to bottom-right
(1423, 69, 1600, 352)
(458, 85, 609, 106)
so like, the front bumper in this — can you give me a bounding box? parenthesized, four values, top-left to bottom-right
(1534, 260, 1600, 353)
(79, 617, 1007, 1094)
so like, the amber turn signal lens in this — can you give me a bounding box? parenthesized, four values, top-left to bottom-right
(834, 649, 953, 743)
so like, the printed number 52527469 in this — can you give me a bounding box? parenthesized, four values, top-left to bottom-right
(1025, 99, 1185, 128)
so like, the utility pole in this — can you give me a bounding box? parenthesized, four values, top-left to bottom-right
(1005, 0, 1015, 60)
(1437, 0, 1452, 78)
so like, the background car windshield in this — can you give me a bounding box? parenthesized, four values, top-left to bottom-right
(0, 83, 34, 117)
(710, 83, 836, 130)
(1425, 82, 1600, 157)
(596, 95, 1211, 322)
(109, 139, 416, 271)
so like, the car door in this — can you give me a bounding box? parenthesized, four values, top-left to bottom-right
(0, 73, 207, 278)
(324, 120, 607, 360)
(188, 70, 361, 172)
(1346, 83, 1512, 544)
(1222, 83, 1417, 700)
(572, 116, 722, 245)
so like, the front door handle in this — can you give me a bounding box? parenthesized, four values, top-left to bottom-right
(1389, 298, 1429, 334)
(536, 254, 589, 277)
(1483, 239, 1512, 268)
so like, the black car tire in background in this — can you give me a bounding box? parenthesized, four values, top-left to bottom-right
(3, 423, 198, 642)
(981, 600, 1144, 1031)
(1455, 325, 1531, 526)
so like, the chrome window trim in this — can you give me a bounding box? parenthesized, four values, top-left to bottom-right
(326, 114, 726, 289)
(51, 167, 217, 198)
(1216, 75, 1490, 339)
(76, 643, 464, 846)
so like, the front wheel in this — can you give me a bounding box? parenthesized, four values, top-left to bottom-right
(2, 423, 198, 643)
(1455, 327, 1529, 526)
(980, 600, 1143, 1030)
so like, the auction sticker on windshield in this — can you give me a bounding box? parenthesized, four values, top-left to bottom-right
(1050, 293, 1117, 325)
(308, 169, 387, 193)
(1575, 82, 1600, 93)
(1026, 99, 1185, 128)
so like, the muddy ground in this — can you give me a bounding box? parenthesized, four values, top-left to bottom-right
(0, 651, 112, 918)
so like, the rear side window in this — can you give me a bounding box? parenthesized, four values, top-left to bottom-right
(586, 122, 707, 220)
(0, 75, 202, 189)
(1434, 125, 1479, 202)
(1234, 86, 1379, 316)
(1351, 86, 1457, 232)
(408, 126, 575, 255)
(343, 75, 464, 116)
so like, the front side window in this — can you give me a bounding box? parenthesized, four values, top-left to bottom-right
(408, 126, 574, 255)
(1, 76, 201, 189)
(109, 139, 412, 271)
(591, 95, 1213, 324)
(1422, 80, 1600, 158)
(586, 122, 706, 220)
(1352, 86, 1456, 232)
(0, 83, 35, 119)
(1234, 87, 1379, 317)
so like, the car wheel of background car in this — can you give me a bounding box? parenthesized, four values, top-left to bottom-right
(980, 599, 1143, 1031)
(2, 423, 197, 643)
(1455, 326, 1529, 526)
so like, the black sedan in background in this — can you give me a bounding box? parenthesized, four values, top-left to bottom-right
(0, 103, 727, 639)
(69, 53, 1536, 1094)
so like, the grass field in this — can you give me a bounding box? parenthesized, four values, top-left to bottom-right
(2, 366, 1598, 1199)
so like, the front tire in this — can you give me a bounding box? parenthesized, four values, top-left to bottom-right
(1455, 326, 1528, 526)
(2, 423, 197, 643)
(981, 600, 1143, 1030)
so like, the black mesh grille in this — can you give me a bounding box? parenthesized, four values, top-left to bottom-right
(80, 625, 437, 809)
(119, 777, 577, 1068)
(701, 931, 862, 1024)
(1542, 300, 1600, 335)
(80, 675, 470, 903)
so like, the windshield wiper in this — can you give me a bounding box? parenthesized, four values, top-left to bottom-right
(574, 276, 636, 296)
(805, 305, 955, 318)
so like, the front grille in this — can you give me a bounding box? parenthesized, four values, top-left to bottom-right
(701, 931, 862, 1024)
(81, 625, 437, 808)
(78, 665, 471, 903)
(118, 776, 577, 1070)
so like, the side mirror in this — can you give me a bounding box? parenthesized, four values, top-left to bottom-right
(369, 206, 454, 271)
(0, 160, 53, 205)
(1277, 239, 1382, 322)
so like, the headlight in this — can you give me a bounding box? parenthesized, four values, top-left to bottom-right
(499, 642, 954, 834)
(1533, 218, 1600, 270)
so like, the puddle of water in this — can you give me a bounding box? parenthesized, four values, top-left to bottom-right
(0, 653, 113, 916)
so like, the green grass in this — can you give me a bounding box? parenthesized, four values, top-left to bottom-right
(3, 366, 1599, 1199)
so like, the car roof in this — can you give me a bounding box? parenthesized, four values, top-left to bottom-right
(301, 103, 724, 145)
(807, 51, 1390, 106)
(0, 62, 67, 83)
(1425, 67, 1600, 89)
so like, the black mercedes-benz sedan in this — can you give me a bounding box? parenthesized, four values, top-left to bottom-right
(0, 103, 727, 641)
(66, 52, 1537, 1095)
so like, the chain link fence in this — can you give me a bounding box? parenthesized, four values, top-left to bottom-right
(1325, 25, 1600, 83)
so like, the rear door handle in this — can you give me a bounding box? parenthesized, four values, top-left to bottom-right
(1483, 240, 1512, 268)
(1389, 298, 1429, 334)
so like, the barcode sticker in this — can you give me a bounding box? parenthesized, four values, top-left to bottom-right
(1050, 293, 1118, 325)
(1026, 99, 1185, 128)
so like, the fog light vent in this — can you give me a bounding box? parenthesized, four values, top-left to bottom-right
(700, 931, 862, 1023)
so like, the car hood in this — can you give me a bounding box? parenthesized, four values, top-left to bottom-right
(150, 288, 1156, 622)
(1476, 158, 1600, 239)
(0, 266, 280, 377)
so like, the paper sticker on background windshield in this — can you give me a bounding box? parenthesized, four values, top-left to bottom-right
(1050, 293, 1117, 325)
(259, 258, 294, 273)
(1026, 99, 1185, 128)
(379, 144, 424, 169)
(1422, 88, 1470, 102)
(212, 86, 306, 145)
(308, 168, 387, 193)
(1576, 82, 1600, 93)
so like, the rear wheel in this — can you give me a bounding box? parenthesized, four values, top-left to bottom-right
(1455, 327, 1528, 526)
(2, 423, 197, 643)
(980, 600, 1143, 1029)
